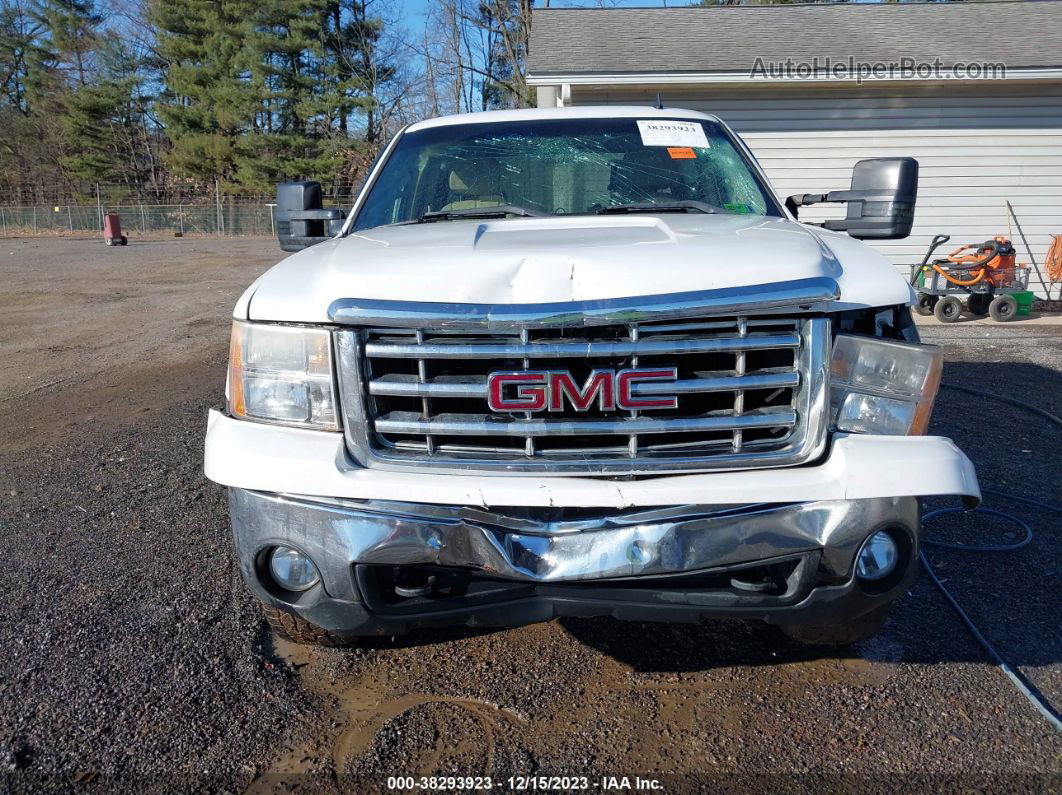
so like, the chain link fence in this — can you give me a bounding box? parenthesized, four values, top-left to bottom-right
(0, 201, 280, 237)
(0, 182, 361, 238)
(0, 181, 365, 237)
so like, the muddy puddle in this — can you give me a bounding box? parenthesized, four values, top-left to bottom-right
(246, 620, 900, 792)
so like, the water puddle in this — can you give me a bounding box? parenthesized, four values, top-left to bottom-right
(249, 620, 900, 789)
(330, 675, 527, 776)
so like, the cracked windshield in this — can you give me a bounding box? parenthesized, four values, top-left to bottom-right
(353, 117, 780, 230)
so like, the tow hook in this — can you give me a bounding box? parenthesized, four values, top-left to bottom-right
(393, 568, 436, 598)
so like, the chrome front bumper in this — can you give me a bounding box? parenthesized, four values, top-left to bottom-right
(229, 488, 920, 636)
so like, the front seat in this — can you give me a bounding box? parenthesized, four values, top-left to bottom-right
(439, 163, 505, 211)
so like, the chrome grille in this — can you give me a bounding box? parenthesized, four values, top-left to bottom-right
(335, 315, 829, 474)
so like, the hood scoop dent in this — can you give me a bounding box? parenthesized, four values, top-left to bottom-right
(473, 216, 674, 250)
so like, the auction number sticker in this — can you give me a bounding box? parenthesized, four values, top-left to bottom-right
(637, 119, 709, 149)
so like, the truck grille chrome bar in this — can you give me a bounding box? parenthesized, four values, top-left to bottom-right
(328, 276, 840, 329)
(362, 333, 800, 360)
(374, 408, 798, 437)
(335, 310, 829, 475)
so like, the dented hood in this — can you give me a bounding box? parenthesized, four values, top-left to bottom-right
(244, 214, 912, 322)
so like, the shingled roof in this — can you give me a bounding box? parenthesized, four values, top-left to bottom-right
(527, 1, 1062, 76)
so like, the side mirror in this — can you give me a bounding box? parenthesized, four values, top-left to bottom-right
(786, 157, 918, 240)
(275, 181, 346, 252)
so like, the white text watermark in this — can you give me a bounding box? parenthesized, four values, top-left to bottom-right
(750, 56, 1007, 84)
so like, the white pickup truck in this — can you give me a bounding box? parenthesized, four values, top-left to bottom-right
(204, 106, 980, 647)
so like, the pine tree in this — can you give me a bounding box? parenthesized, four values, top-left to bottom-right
(62, 39, 159, 192)
(0, 1, 48, 113)
(332, 1, 393, 144)
(0, 1, 98, 200)
(32, 0, 101, 87)
(240, 0, 396, 190)
(150, 0, 260, 186)
(236, 0, 332, 189)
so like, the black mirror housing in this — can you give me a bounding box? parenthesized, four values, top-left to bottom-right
(276, 181, 346, 252)
(786, 157, 918, 240)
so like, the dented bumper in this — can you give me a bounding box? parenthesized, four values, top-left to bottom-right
(228, 488, 922, 637)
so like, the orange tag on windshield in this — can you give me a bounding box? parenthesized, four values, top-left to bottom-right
(667, 147, 696, 159)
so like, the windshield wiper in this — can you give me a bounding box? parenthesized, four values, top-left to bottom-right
(413, 204, 548, 224)
(596, 201, 726, 215)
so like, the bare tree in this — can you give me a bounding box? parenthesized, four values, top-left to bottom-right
(414, 0, 532, 114)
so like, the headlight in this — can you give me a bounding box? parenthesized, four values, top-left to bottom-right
(228, 321, 338, 430)
(830, 334, 942, 435)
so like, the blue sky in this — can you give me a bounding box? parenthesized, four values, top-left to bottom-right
(398, 0, 709, 37)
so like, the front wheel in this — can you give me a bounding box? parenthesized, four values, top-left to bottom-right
(933, 295, 963, 323)
(779, 603, 891, 646)
(261, 604, 353, 647)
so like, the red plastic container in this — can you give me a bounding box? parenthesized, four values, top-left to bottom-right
(104, 212, 127, 246)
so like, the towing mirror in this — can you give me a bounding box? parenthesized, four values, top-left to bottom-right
(275, 181, 346, 252)
(786, 157, 918, 240)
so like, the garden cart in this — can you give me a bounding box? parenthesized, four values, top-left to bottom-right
(911, 234, 1029, 322)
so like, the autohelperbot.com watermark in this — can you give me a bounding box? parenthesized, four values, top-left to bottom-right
(750, 56, 1007, 84)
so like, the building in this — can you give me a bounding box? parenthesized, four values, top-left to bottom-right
(527, 1, 1062, 291)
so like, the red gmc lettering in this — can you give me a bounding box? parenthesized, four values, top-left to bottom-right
(617, 368, 679, 410)
(487, 368, 678, 412)
(487, 372, 548, 411)
(548, 371, 615, 411)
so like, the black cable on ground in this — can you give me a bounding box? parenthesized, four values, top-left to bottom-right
(941, 381, 1062, 428)
(921, 383, 1062, 731)
(919, 547, 1061, 732)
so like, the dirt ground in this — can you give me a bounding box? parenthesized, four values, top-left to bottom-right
(0, 236, 1059, 792)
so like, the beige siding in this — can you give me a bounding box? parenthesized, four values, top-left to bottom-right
(569, 84, 1062, 295)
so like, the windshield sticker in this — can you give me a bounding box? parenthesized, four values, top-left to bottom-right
(724, 203, 755, 214)
(667, 147, 696, 159)
(637, 120, 710, 148)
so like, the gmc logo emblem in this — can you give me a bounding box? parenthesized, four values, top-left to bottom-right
(487, 368, 679, 413)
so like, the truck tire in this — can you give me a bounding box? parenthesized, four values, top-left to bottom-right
(988, 294, 1017, 322)
(933, 295, 963, 323)
(779, 604, 891, 646)
(261, 604, 353, 647)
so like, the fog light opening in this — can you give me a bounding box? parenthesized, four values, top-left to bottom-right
(268, 546, 321, 592)
(856, 530, 900, 582)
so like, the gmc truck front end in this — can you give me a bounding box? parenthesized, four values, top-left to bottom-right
(204, 106, 979, 646)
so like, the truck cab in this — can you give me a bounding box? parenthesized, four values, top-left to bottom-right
(204, 106, 979, 646)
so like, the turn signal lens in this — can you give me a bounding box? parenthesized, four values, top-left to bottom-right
(227, 321, 338, 430)
(830, 334, 942, 435)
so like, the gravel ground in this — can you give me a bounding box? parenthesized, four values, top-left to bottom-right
(0, 237, 1059, 792)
